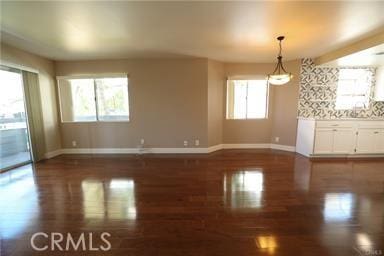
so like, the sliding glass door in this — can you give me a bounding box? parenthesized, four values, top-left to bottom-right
(0, 67, 32, 170)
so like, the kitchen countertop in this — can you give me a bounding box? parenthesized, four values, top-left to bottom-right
(297, 117, 384, 121)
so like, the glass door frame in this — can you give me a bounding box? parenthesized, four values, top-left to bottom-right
(0, 65, 34, 172)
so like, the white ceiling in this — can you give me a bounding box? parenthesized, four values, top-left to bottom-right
(1, 1, 384, 62)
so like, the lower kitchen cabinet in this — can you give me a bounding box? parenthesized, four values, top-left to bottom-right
(333, 129, 355, 154)
(356, 128, 384, 154)
(377, 130, 384, 153)
(314, 128, 354, 154)
(314, 129, 333, 154)
(296, 119, 384, 157)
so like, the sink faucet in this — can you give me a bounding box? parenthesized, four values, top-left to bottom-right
(351, 101, 366, 118)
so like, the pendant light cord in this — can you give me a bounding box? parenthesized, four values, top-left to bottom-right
(268, 35, 292, 84)
(272, 37, 288, 75)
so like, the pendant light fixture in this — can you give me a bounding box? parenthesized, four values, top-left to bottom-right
(267, 36, 292, 85)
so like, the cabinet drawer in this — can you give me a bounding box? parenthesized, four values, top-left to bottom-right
(316, 121, 354, 128)
(357, 121, 384, 129)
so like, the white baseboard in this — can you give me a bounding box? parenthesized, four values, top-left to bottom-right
(207, 144, 224, 153)
(270, 143, 296, 152)
(222, 143, 271, 149)
(45, 145, 382, 159)
(44, 149, 64, 159)
(222, 143, 295, 152)
(63, 148, 139, 154)
(149, 148, 208, 154)
(45, 143, 296, 158)
(61, 147, 209, 154)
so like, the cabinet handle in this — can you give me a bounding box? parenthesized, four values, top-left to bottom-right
(333, 129, 337, 131)
(332, 124, 339, 126)
(374, 131, 379, 134)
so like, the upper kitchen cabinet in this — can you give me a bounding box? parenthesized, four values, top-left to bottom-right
(375, 66, 384, 101)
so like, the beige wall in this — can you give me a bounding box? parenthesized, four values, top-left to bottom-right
(223, 60, 301, 146)
(207, 60, 224, 146)
(270, 60, 301, 146)
(1, 43, 301, 151)
(55, 58, 209, 148)
(0, 43, 62, 153)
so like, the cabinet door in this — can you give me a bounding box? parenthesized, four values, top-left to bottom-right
(314, 129, 333, 154)
(374, 130, 384, 153)
(333, 129, 355, 154)
(356, 129, 375, 154)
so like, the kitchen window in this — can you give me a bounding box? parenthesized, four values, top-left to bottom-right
(335, 68, 373, 110)
(58, 75, 129, 122)
(226, 79, 269, 119)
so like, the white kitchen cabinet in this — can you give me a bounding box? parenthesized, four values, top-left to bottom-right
(376, 130, 384, 153)
(296, 119, 384, 157)
(313, 128, 354, 154)
(314, 129, 334, 154)
(374, 66, 384, 101)
(356, 129, 376, 153)
(333, 129, 355, 154)
(356, 128, 384, 154)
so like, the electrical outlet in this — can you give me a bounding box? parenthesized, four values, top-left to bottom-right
(275, 137, 280, 143)
(195, 139, 200, 146)
(140, 138, 145, 145)
(183, 140, 188, 147)
(72, 140, 77, 147)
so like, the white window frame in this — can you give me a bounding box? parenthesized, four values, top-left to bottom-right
(226, 78, 269, 120)
(57, 74, 130, 123)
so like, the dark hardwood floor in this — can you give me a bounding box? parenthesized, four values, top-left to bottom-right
(1, 149, 384, 255)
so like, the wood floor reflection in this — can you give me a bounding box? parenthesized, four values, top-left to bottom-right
(1, 149, 384, 255)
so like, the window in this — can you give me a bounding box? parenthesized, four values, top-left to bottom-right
(335, 68, 372, 110)
(95, 78, 130, 121)
(67, 79, 97, 121)
(226, 79, 269, 119)
(58, 76, 129, 122)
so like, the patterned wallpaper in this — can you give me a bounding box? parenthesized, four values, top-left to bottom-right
(298, 58, 384, 118)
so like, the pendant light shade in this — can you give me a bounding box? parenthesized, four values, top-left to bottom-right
(267, 36, 292, 85)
